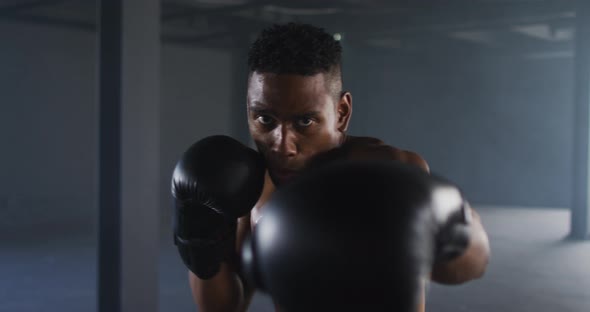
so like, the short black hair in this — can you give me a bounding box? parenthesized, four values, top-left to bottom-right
(248, 23, 342, 81)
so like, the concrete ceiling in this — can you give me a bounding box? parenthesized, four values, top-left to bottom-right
(0, 0, 577, 58)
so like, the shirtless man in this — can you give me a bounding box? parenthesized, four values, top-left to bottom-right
(172, 23, 490, 312)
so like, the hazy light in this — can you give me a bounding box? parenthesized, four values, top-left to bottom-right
(431, 186, 463, 222)
(257, 212, 278, 249)
(333, 33, 342, 41)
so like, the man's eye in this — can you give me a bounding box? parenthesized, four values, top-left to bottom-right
(297, 118, 314, 127)
(257, 115, 274, 125)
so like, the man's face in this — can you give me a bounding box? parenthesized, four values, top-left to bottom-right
(247, 72, 351, 186)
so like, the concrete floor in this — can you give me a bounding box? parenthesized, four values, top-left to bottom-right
(1, 206, 589, 312)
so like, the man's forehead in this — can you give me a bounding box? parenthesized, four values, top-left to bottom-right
(249, 99, 326, 115)
(249, 72, 331, 90)
(249, 72, 333, 99)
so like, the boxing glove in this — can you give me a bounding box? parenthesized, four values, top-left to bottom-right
(172, 135, 265, 279)
(241, 160, 471, 311)
(428, 175, 472, 263)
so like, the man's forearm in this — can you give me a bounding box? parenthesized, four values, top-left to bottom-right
(430, 206, 490, 284)
(189, 262, 253, 312)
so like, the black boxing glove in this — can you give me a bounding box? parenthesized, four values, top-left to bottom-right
(172, 135, 265, 279)
(241, 161, 437, 311)
(241, 161, 473, 311)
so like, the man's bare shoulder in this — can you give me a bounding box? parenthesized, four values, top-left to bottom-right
(343, 136, 429, 172)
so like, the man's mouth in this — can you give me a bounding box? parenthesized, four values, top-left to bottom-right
(270, 168, 298, 184)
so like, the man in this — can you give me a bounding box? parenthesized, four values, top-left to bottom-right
(173, 23, 490, 312)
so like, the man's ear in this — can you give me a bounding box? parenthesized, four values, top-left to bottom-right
(337, 91, 352, 132)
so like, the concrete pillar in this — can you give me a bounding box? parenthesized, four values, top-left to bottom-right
(98, 1, 161, 311)
(570, 0, 590, 240)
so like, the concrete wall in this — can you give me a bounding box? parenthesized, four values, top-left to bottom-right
(0, 21, 233, 237)
(347, 49, 574, 208)
(0, 21, 99, 236)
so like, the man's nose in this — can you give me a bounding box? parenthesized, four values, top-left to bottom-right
(271, 125, 297, 158)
